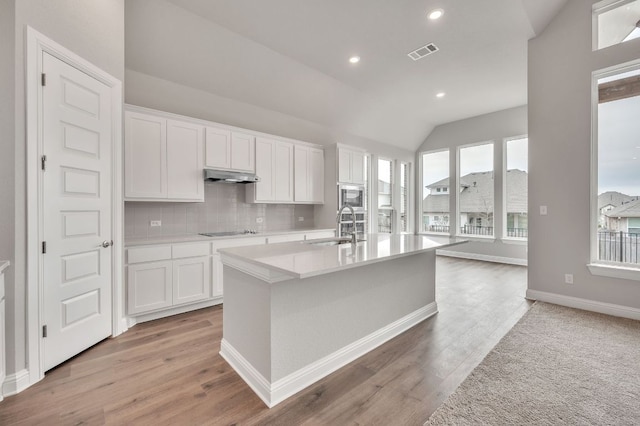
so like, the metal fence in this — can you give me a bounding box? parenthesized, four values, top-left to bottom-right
(598, 231, 640, 264)
(460, 225, 494, 236)
(421, 225, 528, 238)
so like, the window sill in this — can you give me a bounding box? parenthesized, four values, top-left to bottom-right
(587, 263, 640, 282)
(501, 238, 528, 245)
(455, 234, 496, 243)
(419, 231, 451, 237)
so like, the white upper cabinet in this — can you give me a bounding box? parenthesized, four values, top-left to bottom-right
(125, 109, 204, 202)
(125, 112, 167, 199)
(167, 120, 204, 201)
(248, 137, 294, 203)
(294, 145, 324, 203)
(338, 146, 365, 185)
(205, 127, 255, 172)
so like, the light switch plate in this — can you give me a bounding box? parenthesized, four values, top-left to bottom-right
(540, 206, 548, 215)
(150, 220, 162, 227)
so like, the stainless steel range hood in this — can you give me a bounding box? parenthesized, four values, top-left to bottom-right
(204, 169, 260, 184)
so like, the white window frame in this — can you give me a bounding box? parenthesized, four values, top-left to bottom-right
(588, 59, 640, 281)
(376, 157, 395, 233)
(592, 0, 638, 51)
(503, 135, 529, 243)
(399, 161, 413, 233)
(418, 148, 451, 236)
(456, 141, 496, 240)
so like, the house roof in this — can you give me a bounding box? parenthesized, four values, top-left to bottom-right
(598, 191, 635, 210)
(423, 170, 527, 214)
(605, 198, 640, 218)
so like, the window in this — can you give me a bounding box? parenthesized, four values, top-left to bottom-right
(378, 158, 393, 233)
(458, 143, 494, 237)
(400, 162, 410, 232)
(421, 150, 450, 233)
(594, 0, 640, 50)
(594, 66, 640, 266)
(505, 137, 528, 239)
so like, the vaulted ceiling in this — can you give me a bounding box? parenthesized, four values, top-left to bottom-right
(126, 0, 568, 151)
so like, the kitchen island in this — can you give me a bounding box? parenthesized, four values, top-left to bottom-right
(218, 233, 466, 407)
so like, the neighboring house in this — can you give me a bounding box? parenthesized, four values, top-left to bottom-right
(604, 198, 640, 234)
(598, 191, 635, 228)
(422, 170, 527, 236)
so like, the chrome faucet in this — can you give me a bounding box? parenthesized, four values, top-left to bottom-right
(337, 204, 358, 245)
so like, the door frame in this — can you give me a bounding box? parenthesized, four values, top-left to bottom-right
(25, 26, 124, 386)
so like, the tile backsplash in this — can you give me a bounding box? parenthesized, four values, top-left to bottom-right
(125, 182, 315, 238)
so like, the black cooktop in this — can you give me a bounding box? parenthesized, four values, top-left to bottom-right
(199, 230, 258, 237)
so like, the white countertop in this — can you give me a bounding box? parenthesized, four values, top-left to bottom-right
(219, 234, 467, 279)
(0, 261, 9, 274)
(125, 228, 335, 247)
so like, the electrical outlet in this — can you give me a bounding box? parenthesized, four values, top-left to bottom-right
(150, 220, 162, 227)
(540, 206, 548, 215)
(564, 274, 574, 284)
(298, 216, 304, 222)
(256, 217, 264, 224)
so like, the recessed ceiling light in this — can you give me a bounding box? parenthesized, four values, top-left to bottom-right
(436, 92, 446, 98)
(428, 9, 444, 20)
(349, 56, 360, 64)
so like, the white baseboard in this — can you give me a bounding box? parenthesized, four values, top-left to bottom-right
(437, 250, 527, 266)
(2, 369, 31, 398)
(128, 297, 223, 326)
(526, 289, 640, 320)
(220, 302, 438, 408)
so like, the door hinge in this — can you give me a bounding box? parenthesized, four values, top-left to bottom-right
(41, 155, 47, 171)
(42, 241, 47, 254)
(42, 325, 48, 338)
(41, 73, 46, 86)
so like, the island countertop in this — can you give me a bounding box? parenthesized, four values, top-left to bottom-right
(218, 233, 466, 280)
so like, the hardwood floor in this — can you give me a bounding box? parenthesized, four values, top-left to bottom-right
(0, 257, 530, 425)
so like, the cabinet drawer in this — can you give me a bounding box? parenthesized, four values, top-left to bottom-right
(267, 233, 305, 244)
(211, 237, 266, 253)
(127, 245, 172, 264)
(172, 242, 210, 259)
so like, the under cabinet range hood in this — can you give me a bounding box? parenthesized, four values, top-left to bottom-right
(204, 169, 260, 184)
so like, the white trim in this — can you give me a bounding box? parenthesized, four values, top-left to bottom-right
(129, 297, 222, 326)
(526, 289, 640, 320)
(501, 238, 528, 245)
(587, 263, 640, 281)
(453, 235, 496, 242)
(221, 302, 438, 408)
(437, 250, 527, 266)
(2, 369, 31, 398)
(26, 26, 123, 388)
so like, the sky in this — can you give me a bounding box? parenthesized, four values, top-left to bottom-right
(598, 70, 640, 197)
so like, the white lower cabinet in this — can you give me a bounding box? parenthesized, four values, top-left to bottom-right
(212, 254, 223, 297)
(127, 261, 173, 315)
(173, 256, 211, 305)
(127, 242, 213, 316)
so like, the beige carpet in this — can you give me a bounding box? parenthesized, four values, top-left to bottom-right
(425, 302, 640, 425)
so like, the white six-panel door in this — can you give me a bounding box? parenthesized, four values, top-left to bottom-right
(41, 51, 113, 371)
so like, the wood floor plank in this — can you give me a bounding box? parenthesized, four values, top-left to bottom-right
(0, 257, 528, 425)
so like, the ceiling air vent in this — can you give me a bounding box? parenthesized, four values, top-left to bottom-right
(407, 43, 439, 61)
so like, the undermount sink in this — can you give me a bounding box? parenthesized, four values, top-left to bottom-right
(304, 237, 365, 246)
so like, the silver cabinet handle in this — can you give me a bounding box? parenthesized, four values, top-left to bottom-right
(101, 240, 113, 248)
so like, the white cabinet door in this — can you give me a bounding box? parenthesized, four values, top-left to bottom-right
(167, 120, 204, 201)
(294, 145, 310, 202)
(205, 126, 231, 169)
(211, 254, 223, 297)
(255, 137, 275, 201)
(125, 111, 167, 199)
(230, 132, 255, 172)
(127, 261, 173, 315)
(351, 151, 365, 185)
(338, 147, 351, 184)
(275, 141, 294, 202)
(310, 147, 325, 203)
(173, 256, 211, 305)
(338, 147, 365, 185)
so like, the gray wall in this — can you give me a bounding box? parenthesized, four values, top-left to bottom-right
(3, 0, 124, 377)
(415, 106, 528, 263)
(528, 0, 640, 309)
